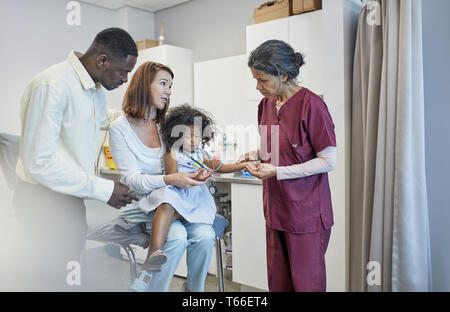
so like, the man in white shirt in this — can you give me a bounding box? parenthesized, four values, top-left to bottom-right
(14, 28, 139, 291)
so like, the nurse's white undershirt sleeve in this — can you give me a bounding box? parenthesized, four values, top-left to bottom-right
(276, 146, 337, 180)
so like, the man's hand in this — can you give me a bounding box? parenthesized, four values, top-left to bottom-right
(107, 181, 139, 209)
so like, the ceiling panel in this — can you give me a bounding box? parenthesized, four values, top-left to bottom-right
(79, 0, 193, 12)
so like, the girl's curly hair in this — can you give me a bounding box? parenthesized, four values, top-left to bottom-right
(161, 104, 215, 153)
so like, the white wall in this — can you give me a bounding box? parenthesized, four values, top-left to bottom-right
(0, 0, 155, 262)
(155, 0, 266, 62)
(0, 0, 154, 135)
(116, 6, 156, 42)
(422, 0, 450, 292)
(320, 0, 361, 291)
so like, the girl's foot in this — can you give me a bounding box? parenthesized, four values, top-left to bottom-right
(147, 249, 167, 271)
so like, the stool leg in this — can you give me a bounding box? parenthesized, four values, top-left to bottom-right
(215, 236, 225, 292)
(122, 245, 137, 282)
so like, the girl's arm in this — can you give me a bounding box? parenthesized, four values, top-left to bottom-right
(217, 161, 249, 173)
(163, 150, 212, 187)
(203, 152, 249, 173)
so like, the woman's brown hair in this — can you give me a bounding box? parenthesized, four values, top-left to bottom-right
(122, 62, 174, 123)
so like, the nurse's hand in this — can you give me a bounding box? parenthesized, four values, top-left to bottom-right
(245, 162, 277, 180)
(236, 150, 260, 164)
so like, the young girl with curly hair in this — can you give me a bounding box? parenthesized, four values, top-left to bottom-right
(138, 104, 250, 278)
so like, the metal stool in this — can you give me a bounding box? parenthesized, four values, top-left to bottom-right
(87, 214, 229, 292)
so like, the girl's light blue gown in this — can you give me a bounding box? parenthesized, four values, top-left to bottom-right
(138, 149, 216, 224)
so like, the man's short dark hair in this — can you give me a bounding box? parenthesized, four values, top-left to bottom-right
(93, 28, 138, 59)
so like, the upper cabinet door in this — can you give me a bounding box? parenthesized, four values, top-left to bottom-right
(158, 45, 194, 108)
(246, 18, 290, 102)
(246, 17, 290, 55)
(194, 55, 250, 131)
(288, 10, 324, 95)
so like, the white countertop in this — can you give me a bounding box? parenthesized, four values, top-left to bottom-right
(99, 168, 262, 185)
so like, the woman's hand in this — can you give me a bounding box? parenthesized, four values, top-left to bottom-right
(164, 170, 211, 189)
(236, 150, 259, 164)
(191, 168, 213, 182)
(246, 162, 277, 180)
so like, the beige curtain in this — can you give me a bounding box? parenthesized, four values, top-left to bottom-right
(350, 0, 431, 292)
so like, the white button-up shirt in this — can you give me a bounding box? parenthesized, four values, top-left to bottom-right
(16, 51, 121, 202)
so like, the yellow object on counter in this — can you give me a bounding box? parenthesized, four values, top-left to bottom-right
(103, 145, 117, 170)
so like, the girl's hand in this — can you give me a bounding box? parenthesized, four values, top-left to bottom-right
(191, 168, 213, 182)
(236, 150, 259, 164)
(245, 162, 259, 172)
(245, 163, 277, 180)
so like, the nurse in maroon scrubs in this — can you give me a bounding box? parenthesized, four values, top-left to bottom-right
(238, 40, 337, 292)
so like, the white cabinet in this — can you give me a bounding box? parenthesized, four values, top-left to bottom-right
(246, 18, 289, 102)
(245, 11, 324, 100)
(240, 0, 362, 292)
(191, 0, 359, 292)
(105, 45, 193, 111)
(194, 55, 251, 130)
(246, 18, 290, 55)
(288, 10, 324, 95)
(231, 183, 268, 290)
(194, 55, 260, 159)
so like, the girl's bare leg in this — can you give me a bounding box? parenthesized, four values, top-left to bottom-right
(142, 203, 182, 271)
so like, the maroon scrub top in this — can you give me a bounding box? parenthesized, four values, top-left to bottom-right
(258, 87, 336, 234)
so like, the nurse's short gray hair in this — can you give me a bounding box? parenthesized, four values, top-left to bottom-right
(248, 40, 305, 83)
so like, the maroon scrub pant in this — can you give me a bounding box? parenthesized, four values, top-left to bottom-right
(265, 227, 331, 292)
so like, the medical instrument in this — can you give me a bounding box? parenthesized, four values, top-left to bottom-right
(183, 151, 219, 196)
